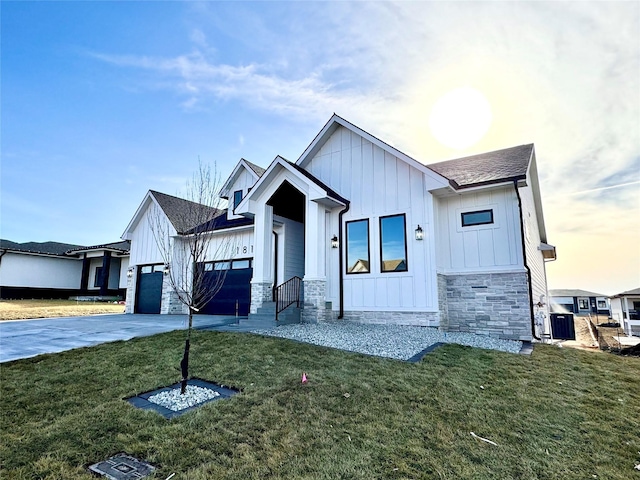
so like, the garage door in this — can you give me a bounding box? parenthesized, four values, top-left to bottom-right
(199, 259, 253, 316)
(135, 265, 164, 314)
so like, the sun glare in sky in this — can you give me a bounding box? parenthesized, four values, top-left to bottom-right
(428, 87, 493, 150)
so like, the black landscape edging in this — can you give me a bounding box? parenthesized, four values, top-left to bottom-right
(125, 378, 240, 419)
(406, 342, 446, 363)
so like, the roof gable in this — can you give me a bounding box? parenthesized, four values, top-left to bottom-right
(296, 114, 450, 189)
(220, 158, 264, 199)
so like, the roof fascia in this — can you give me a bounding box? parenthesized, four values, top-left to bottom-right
(1, 249, 80, 259)
(296, 114, 450, 189)
(527, 149, 549, 244)
(219, 158, 260, 199)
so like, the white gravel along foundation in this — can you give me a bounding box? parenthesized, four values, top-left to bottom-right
(252, 323, 523, 359)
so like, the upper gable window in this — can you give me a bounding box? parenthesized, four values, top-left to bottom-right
(233, 190, 243, 211)
(461, 209, 494, 227)
(380, 214, 408, 272)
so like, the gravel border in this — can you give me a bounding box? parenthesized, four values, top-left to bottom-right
(148, 385, 220, 412)
(252, 323, 523, 359)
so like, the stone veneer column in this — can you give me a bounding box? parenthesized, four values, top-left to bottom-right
(124, 266, 136, 314)
(441, 272, 532, 341)
(160, 274, 186, 314)
(301, 279, 326, 323)
(250, 282, 273, 314)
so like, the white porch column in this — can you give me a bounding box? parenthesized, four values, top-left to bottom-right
(623, 297, 630, 335)
(302, 200, 327, 323)
(250, 203, 274, 313)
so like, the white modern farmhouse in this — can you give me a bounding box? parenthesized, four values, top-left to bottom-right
(123, 115, 556, 341)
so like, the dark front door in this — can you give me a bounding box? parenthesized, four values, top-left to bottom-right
(135, 267, 163, 314)
(200, 265, 253, 316)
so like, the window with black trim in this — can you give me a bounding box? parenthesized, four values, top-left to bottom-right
(461, 209, 494, 227)
(597, 300, 606, 309)
(380, 214, 408, 272)
(233, 190, 243, 210)
(94, 267, 103, 287)
(346, 219, 370, 274)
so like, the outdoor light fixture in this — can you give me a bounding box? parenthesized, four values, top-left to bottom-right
(331, 235, 339, 248)
(415, 225, 424, 240)
(163, 264, 170, 275)
(127, 267, 134, 278)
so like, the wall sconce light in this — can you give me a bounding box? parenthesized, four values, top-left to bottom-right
(331, 235, 339, 249)
(127, 267, 134, 278)
(415, 225, 424, 241)
(163, 264, 170, 275)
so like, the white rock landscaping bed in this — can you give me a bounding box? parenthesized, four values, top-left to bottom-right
(147, 385, 220, 412)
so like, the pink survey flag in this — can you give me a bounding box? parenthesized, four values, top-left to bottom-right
(302, 372, 308, 383)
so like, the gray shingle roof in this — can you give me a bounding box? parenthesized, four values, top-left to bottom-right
(0, 239, 86, 256)
(549, 289, 607, 298)
(613, 287, 640, 297)
(66, 240, 131, 254)
(150, 190, 222, 234)
(244, 159, 266, 177)
(427, 144, 534, 189)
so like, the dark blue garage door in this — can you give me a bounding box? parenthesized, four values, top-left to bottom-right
(135, 266, 163, 314)
(199, 260, 252, 316)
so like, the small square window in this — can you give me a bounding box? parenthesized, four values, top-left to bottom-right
(578, 299, 589, 309)
(140, 266, 153, 274)
(214, 261, 231, 270)
(461, 209, 494, 227)
(597, 300, 606, 308)
(153, 265, 165, 273)
(232, 259, 251, 269)
(204, 263, 214, 272)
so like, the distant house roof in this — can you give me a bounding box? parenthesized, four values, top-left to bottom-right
(549, 289, 607, 298)
(611, 287, 640, 297)
(426, 144, 533, 189)
(149, 190, 221, 234)
(0, 239, 85, 256)
(66, 240, 130, 255)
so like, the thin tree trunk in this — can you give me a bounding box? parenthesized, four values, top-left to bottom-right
(180, 311, 194, 394)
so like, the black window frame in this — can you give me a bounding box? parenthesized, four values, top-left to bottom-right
(461, 209, 494, 227)
(379, 213, 408, 273)
(233, 190, 243, 211)
(345, 218, 371, 275)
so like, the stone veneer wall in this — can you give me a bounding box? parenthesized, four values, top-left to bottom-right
(250, 282, 273, 314)
(124, 266, 136, 314)
(340, 310, 439, 326)
(441, 272, 532, 341)
(301, 279, 326, 323)
(160, 275, 187, 314)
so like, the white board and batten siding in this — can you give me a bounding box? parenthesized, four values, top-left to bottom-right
(0, 252, 82, 289)
(306, 125, 438, 312)
(227, 168, 258, 220)
(127, 204, 167, 267)
(435, 186, 523, 274)
(518, 181, 549, 308)
(203, 228, 254, 263)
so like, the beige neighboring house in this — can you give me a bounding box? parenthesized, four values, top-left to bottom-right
(610, 288, 640, 337)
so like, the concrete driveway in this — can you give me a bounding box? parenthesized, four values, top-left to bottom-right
(0, 314, 243, 363)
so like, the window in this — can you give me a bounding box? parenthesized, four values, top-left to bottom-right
(233, 190, 243, 210)
(214, 261, 231, 270)
(578, 299, 589, 309)
(597, 300, 606, 309)
(461, 209, 494, 227)
(232, 259, 251, 269)
(346, 219, 370, 274)
(140, 266, 153, 274)
(94, 267, 103, 287)
(380, 214, 408, 272)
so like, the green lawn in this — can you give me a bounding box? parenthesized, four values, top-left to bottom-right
(1, 329, 639, 479)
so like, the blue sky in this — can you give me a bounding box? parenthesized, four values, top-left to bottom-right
(2, 1, 638, 294)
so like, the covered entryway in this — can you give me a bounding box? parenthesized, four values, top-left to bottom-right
(199, 260, 253, 316)
(135, 265, 163, 314)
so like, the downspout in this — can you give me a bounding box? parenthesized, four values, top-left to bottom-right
(513, 180, 541, 341)
(337, 201, 351, 319)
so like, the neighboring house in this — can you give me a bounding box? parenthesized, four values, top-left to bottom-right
(0, 239, 130, 299)
(549, 289, 611, 316)
(610, 287, 640, 337)
(123, 114, 556, 341)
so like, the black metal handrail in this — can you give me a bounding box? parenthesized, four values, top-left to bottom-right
(273, 276, 302, 321)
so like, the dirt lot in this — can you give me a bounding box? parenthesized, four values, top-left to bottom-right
(0, 299, 125, 321)
(561, 314, 631, 353)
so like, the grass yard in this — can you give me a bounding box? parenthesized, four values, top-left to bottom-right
(0, 299, 125, 321)
(1, 330, 639, 479)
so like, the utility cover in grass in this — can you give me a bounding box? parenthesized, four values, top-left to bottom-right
(88, 453, 155, 480)
(126, 378, 239, 419)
